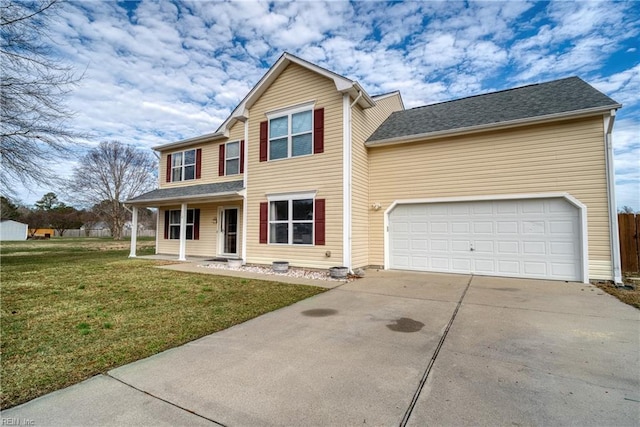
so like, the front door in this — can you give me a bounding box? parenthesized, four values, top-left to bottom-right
(221, 208, 238, 256)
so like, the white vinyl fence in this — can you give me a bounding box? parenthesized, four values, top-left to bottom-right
(55, 229, 156, 238)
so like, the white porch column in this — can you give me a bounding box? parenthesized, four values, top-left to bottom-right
(129, 206, 138, 258)
(178, 203, 187, 261)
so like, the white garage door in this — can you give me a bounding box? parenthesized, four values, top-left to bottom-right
(388, 198, 582, 281)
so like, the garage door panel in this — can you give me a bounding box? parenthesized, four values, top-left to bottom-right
(389, 198, 581, 281)
(497, 221, 518, 233)
(430, 222, 448, 233)
(451, 222, 470, 233)
(523, 241, 546, 255)
(497, 241, 519, 254)
(550, 241, 576, 255)
(430, 240, 448, 251)
(549, 220, 575, 234)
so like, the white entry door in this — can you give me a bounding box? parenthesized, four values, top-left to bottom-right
(219, 208, 238, 257)
(388, 198, 582, 281)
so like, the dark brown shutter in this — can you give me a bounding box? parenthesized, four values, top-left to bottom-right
(315, 198, 325, 245)
(194, 209, 200, 240)
(195, 149, 202, 179)
(240, 139, 245, 173)
(259, 202, 268, 244)
(166, 154, 172, 182)
(259, 121, 268, 162)
(313, 108, 324, 154)
(164, 210, 169, 239)
(218, 144, 225, 176)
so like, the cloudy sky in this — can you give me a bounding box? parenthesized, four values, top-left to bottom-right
(15, 0, 640, 209)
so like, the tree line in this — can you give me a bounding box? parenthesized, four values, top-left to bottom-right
(1, 1, 158, 239)
(1, 192, 155, 239)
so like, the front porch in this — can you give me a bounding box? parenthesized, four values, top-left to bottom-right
(126, 180, 245, 262)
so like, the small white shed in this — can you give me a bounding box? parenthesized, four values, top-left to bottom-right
(0, 220, 28, 241)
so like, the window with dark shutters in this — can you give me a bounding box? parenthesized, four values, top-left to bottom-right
(195, 149, 202, 179)
(313, 108, 324, 154)
(259, 202, 268, 243)
(166, 154, 172, 183)
(259, 121, 268, 162)
(240, 140, 245, 173)
(314, 199, 325, 245)
(219, 144, 225, 176)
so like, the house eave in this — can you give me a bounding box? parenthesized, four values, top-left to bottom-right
(152, 131, 228, 151)
(365, 104, 622, 147)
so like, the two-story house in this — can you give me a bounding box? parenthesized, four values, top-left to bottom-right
(127, 53, 622, 284)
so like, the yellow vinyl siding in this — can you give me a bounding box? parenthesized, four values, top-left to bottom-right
(368, 116, 612, 280)
(351, 94, 404, 268)
(157, 202, 243, 258)
(245, 63, 344, 269)
(158, 120, 246, 189)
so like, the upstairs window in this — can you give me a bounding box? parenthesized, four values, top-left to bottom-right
(269, 110, 313, 160)
(166, 149, 201, 182)
(259, 103, 323, 162)
(218, 141, 244, 176)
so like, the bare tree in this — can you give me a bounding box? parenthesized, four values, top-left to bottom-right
(0, 0, 83, 195)
(68, 141, 156, 240)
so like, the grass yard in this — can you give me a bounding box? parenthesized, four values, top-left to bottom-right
(0, 238, 326, 409)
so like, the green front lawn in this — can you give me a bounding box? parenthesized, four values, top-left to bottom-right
(0, 238, 325, 408)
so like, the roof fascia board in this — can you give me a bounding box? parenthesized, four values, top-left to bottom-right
(127, 191, 243, 206)
(153, 131, 227, 151)
(366, 105, 622, 147)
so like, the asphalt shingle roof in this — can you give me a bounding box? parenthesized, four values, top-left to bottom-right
(127, 180, 244, 203)
(367, 77, 620, 143)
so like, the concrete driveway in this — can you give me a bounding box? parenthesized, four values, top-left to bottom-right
(4, 271, 639, 426)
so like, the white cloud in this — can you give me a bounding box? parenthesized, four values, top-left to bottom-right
(10, 0, 639, 209)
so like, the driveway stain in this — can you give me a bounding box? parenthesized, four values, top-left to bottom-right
(301, 308, 338, 317)
(491, 287, 520, 292)
(387, 317, 425, 333)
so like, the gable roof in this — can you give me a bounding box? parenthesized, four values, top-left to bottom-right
(153, 52, 377, 151)
(215, 53, 376, 134)
(366, 77, 621, 146)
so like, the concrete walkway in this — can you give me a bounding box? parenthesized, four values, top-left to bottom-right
(3, 271, 639, 426)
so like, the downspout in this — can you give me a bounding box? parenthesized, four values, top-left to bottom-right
(342, 91, 362, 274)
(604, 110, 623, 285)
(242, 119, 249, 265)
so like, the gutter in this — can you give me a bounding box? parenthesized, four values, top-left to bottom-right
(152, 131, 227, 151)
(366, 105, 622, 147)
(604, 109, 623, 285)
(127, 190, 243, 206)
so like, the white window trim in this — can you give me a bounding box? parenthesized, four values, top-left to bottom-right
(169, 208, 195, 240)
(171, 149, 196, 182)
(266, 101, 315, 161)
(225, 141, 240, 176)
(267, 196, 316, 246)
(265, 100, 316, 119)
(267, 191, 317, 202)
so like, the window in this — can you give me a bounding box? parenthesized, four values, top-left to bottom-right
(260, 107, 323, 162)
(225, 141, 240, 175)
(168, 209, 195, 240)
(269, 199, 313, 245)
(171, 149, 196, 182)
(269, 109, 313, 160)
